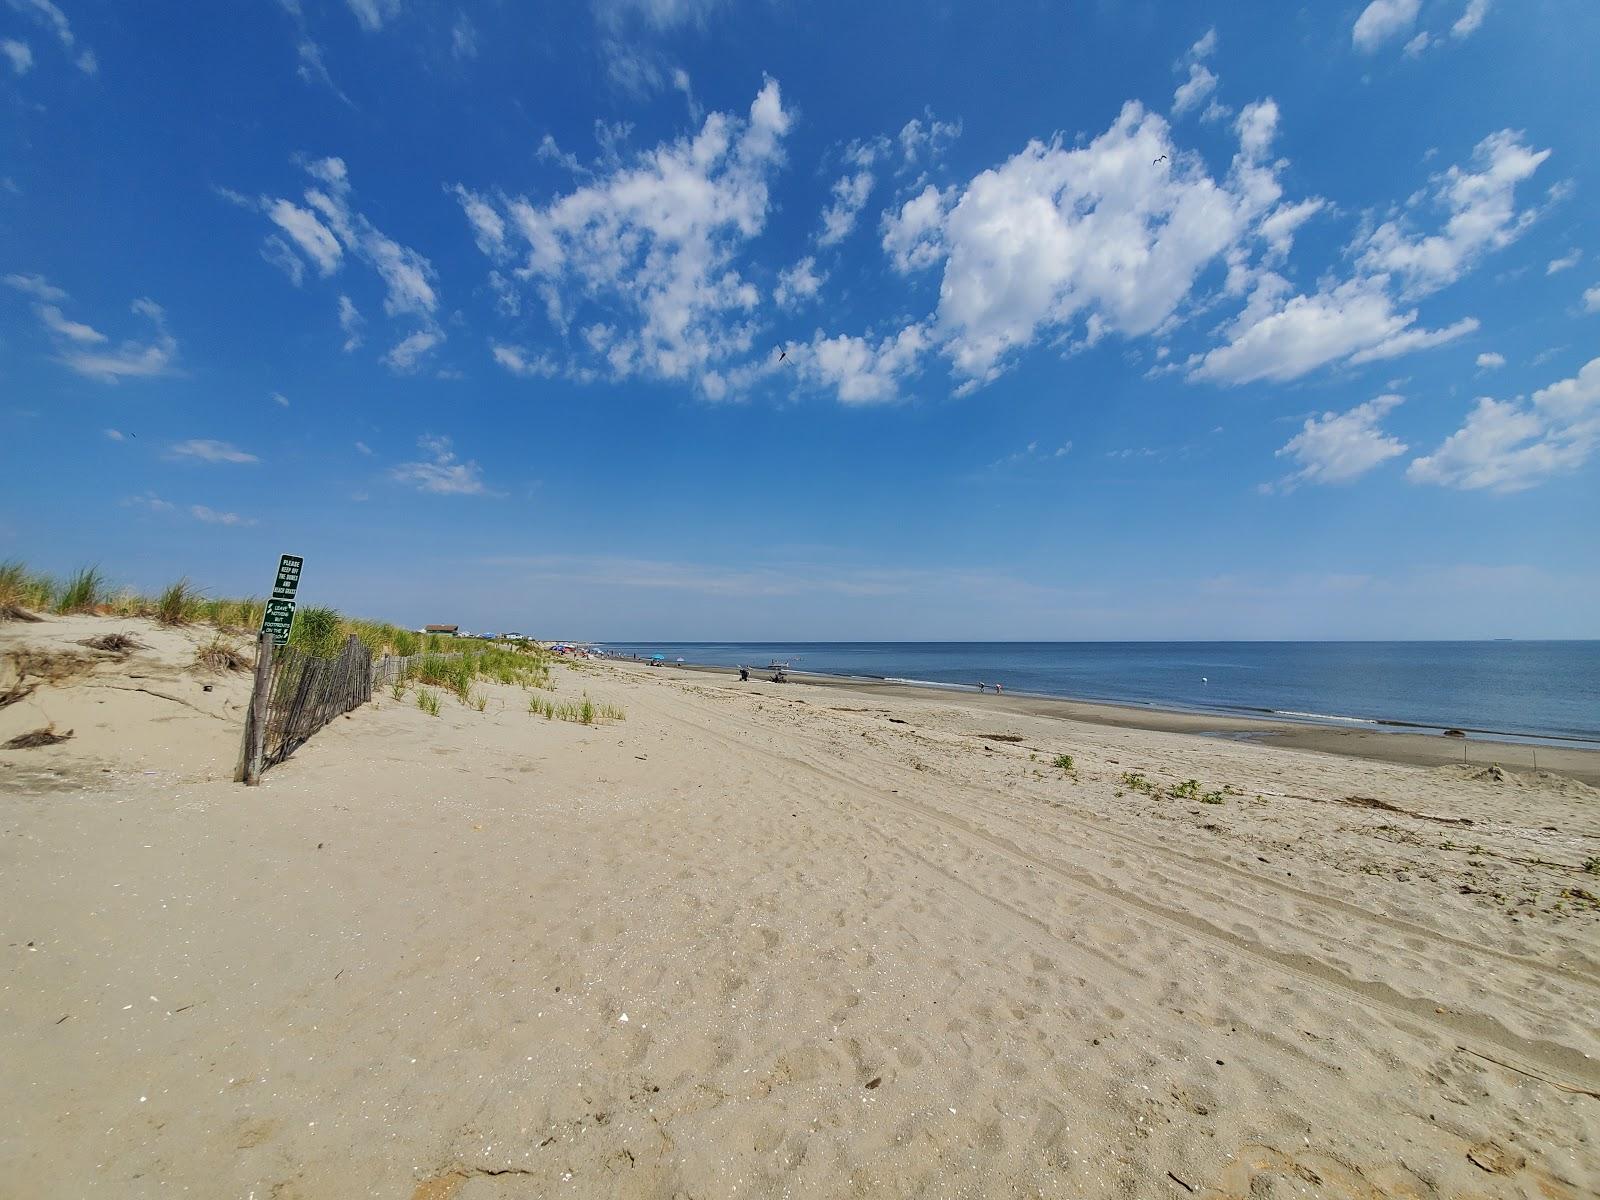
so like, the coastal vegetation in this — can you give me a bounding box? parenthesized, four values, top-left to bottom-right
(528, 692, 625, 725)
(0, 559, 521, 659)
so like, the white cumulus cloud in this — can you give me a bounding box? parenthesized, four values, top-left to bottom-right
(1452, 0, 1491, 38)
(1172, 63, 1217, 117)
(793, 323, 930, 405)
(459, 79, 790, 399)
(1408, 357, 1600, 491)
(929, 99, 1286, 383)
(1353, 0, 1421, 53)
(1357, 130, 1549, 298)
(774, 256, 825, 310)
(1271, 394, 1408, 490)
(818, 139, 886, 247)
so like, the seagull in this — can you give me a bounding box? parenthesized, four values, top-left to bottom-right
(776, 346, 787, 363)
(1152, 155, 1167, 165)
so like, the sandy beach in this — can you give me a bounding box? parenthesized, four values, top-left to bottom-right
(3, 616, 1598, 1198)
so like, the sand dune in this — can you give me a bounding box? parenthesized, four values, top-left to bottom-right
(2, 617, 1596, 1198)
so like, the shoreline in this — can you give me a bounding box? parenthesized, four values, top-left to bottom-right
(648, 660, 1600, 783)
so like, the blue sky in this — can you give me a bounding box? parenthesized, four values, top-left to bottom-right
(2, 0, 1597, 639)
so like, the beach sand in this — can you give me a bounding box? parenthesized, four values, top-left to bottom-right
(3, 617, 1597, 1198)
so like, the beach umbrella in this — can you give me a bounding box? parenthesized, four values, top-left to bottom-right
(651, 654, 664, 661)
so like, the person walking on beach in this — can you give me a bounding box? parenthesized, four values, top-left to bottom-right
(977, 682, 987, 693)
(994, 682, 1003, 694)
(739, 666, 749, 682)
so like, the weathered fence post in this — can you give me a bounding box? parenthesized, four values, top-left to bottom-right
(235, 631, 274, 786)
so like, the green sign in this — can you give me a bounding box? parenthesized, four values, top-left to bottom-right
(272, 554, 304, 601)
(260, 554, 304, 645)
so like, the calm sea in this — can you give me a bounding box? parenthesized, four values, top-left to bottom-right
(601, 641, 1600, 745)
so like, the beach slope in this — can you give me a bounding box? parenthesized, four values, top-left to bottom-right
(2, 622, 1597, 1198)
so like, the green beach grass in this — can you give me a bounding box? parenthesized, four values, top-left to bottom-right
(0, 559, 537, 662)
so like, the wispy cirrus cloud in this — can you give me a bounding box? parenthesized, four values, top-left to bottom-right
(4, 275, 179, 382)
(6, 0, 95, 73)
(1, 38, 31, 74)
(121, 492, 255, 525)
(239, 155, 443, 370)
(167, 438, 259, 464)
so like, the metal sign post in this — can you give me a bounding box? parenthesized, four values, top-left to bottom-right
(260, 553, 303, 645)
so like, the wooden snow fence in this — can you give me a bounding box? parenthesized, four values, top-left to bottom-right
(235, 633, 373, 785)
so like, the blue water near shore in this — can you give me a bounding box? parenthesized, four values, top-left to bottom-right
(601, 641, 1600, 745)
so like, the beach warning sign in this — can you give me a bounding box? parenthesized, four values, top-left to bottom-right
(260, 553, 303, 645)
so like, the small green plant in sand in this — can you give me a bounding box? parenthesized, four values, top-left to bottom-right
(416, 688, 441, 717)
(1583, 856, 1600, 876)
(1169, 778, 1202, 801)
(56, 565, 106, 614)
(470, 690, 488, 712)
(1199, 789, 1225, 805)
(1052, 753, 1075, 772)
(529, 693, 622, 724)
(389, 677, 407, 701)
(1119, 771, 1158, 796)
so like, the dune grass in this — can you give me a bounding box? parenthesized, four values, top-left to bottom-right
(55, 566, 106, 614)
(156, 578, 202, 626)
(1, 560, 553, 673)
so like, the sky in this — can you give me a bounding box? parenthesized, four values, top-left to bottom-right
(2, 0, 1597, 640)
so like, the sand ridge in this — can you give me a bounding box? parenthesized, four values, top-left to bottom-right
(2, 618, 1597, 1198)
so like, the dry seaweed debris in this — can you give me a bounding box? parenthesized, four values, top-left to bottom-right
(0, 681, 36, 710)
(194, 636, 249, 673)
(3, 725, 74, 750)
(0, 603, 43, 623)
(80, 632, 144, 655)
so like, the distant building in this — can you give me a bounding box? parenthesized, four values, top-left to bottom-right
(423, 624, 459, 635)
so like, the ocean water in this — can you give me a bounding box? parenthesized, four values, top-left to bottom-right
(602, 641, 1600, 745)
